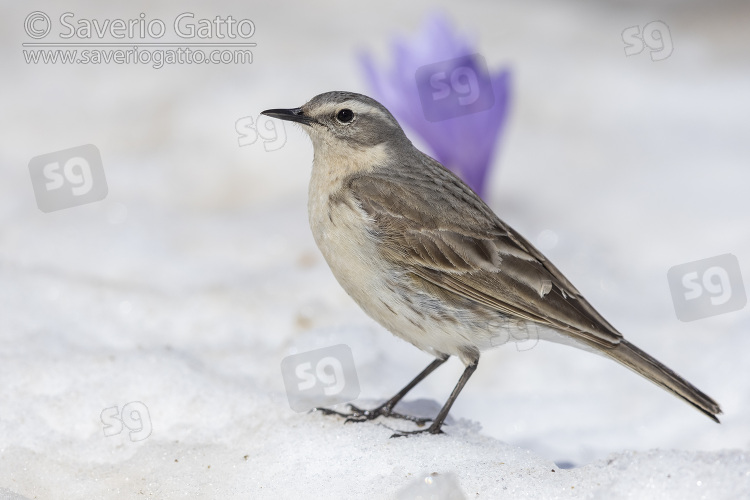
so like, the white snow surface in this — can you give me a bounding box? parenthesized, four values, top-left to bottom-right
(1, 1, 749, 498)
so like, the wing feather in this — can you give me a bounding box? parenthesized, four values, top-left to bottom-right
(342, 156, 623, 347)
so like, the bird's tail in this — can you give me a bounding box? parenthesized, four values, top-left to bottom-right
(602, 339, 722, 422)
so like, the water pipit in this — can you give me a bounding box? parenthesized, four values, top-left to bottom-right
(263, 91, 721, 437)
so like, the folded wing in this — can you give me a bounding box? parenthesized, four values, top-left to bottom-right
(343, 156, 623, 348)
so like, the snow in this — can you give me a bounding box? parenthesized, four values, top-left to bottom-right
(1, 0, 749, 498)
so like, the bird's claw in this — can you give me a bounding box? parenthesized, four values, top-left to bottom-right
(389, 425, 445, 438)
(312, 403, 433, 426)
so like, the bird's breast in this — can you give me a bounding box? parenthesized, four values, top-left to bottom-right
(308, 179, 386, 302)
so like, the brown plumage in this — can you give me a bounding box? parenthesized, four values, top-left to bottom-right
(263, 91, 721, 435)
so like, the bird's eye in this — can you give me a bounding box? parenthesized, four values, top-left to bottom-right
(336, 109, 354, 123)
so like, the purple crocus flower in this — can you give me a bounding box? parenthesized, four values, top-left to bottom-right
(360, 14, 511, 199)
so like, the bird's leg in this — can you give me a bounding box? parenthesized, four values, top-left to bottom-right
(314, 356, 448, 425)
(391, 359, 478, 438)
(348, 356, 449, 423)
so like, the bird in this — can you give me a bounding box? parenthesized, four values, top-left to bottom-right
(262, 91, 721, 436)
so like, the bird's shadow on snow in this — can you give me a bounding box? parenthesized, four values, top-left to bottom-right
(390, 398, 454, 424)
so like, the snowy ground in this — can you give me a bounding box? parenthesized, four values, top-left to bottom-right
(1, 1, 749, 498)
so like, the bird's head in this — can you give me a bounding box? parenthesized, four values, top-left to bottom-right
(262, 91, 411, 156)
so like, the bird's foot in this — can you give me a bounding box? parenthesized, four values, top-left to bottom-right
(389, 422, 445, 438)
(312, 403, 433, 426)
(346, 403, 434, 426)
(311, 406, 354, 419)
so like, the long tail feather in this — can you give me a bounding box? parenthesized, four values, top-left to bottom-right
(603, 340, 722, 422)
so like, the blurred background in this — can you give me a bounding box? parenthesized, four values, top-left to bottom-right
(1, 0, 748, 497)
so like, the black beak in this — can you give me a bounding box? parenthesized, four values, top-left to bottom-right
(261, 107, 315, 126)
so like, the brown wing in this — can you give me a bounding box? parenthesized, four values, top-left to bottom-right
(343, 156, 623, 348)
